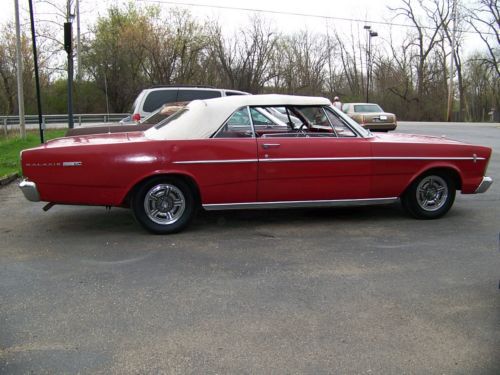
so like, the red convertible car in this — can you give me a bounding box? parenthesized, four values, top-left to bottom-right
(19, 95, 493, 234)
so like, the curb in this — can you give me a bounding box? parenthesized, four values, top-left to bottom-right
(0, 173, 19, 186)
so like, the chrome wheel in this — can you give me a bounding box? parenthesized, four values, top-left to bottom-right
(144, 184, 186, 225)
(415, 175, 448, 212)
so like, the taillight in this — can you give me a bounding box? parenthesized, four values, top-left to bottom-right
(132, 113, 141, 122)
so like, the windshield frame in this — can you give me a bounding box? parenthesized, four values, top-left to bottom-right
(328, 106, 373, 137)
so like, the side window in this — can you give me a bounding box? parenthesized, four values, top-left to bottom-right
(177, 89, 221, 101)
(325, 108, 356, 137)
(299, 107, 331, 127)
(250, 108, 275, 126)
(143, 90, 178, 112)
(225, 91, 245, 96)
(267, 107, 302, 128)
(214, 107, 254, 138)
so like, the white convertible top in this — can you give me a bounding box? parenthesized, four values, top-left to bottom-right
(144, 94, 332, 140)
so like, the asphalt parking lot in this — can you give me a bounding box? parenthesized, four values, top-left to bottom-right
(1, 122, 499, 374)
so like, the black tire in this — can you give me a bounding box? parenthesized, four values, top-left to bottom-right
(402, 172, 456, 219)
(132, 176, 196, 234)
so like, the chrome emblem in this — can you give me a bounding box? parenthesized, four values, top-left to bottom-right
(26, 161, 83, 167)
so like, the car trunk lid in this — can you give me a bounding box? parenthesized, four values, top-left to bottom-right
(41, 131, 150, 149)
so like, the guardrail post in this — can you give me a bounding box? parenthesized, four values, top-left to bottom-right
(3, 117, 7, 136)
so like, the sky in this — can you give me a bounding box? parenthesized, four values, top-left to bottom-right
(0, 0, 488, 56)
(3, 0, 401, 32)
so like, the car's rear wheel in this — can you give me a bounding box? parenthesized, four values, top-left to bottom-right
(132, 177, 196, 234)
(402, 172, 456, 219)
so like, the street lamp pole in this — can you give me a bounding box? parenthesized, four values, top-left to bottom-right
(446, 0, 457, 122)
(364, 26, 378, 103)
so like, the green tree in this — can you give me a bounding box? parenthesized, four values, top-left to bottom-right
(82, 3, 152, 112)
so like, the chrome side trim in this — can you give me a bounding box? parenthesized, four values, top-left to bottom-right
(174, 156, 484, 165)
(173, 159, 258, 165)
(260, 156, 485, 163)
(372, 156, 486, 161)
(19, 179, 40, 202)
(203, 197, 398, 211)
(474, 176, 493, 194)
(260, 157, 368, 162)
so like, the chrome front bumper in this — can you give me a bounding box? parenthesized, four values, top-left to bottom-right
(475, 176, 493, 194)
(19, 179, 40, 202)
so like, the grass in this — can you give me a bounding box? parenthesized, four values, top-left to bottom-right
(0, 129, 67, 178)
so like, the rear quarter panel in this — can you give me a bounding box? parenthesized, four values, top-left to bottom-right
(22, 139, 167, 205)
(21, 138, 258, 206)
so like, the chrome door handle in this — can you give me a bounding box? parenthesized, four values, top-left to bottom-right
(262, 143, 280, 149)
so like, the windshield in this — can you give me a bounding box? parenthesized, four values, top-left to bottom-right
(331, 106, 372, 137)
(354, 104, 383, 113)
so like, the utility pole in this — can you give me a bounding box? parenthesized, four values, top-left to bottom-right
(14, 0, 26, 139)
(446, 0, 457, 122)
(28, 0, 44, 143)
(65, 0, 74, 128)
(76, 0, 81, 79)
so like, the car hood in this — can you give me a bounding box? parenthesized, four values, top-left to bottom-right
(373, 132, 466, 145)
(40, 131, 149, 149)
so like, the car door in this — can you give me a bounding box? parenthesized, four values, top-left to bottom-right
(171, 107, 258, 205)
(171, 139, 258, 205)
(256, 106, 372, 202)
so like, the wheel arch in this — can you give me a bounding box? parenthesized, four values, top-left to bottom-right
(121, 171, 202, 208)
(402, 165, 463, 196)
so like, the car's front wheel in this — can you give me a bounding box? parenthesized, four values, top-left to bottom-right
(402, 172, 456, 219)
(132, 177, 196, 234)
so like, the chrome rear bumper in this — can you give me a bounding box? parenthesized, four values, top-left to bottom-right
(474, 176, 493, 194)
(19, 179, 40, 202)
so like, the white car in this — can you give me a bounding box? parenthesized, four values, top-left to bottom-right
(129, 86, 249, 122)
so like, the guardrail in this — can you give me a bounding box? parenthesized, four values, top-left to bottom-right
(0, 113, 129, 127)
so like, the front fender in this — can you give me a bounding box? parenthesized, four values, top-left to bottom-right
(402, 162, 464, 194)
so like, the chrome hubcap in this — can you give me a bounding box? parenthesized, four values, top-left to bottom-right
(144, 184, 186, 225)
(416, 175, 448, 212)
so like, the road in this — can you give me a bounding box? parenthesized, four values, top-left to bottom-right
(0, 122, 499, 374)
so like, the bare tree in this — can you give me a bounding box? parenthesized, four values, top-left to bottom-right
(0, 23, 48, 115)
(140, 9, 209, 85)
(466, 0, 499, 77)
(437, 0, 467, 120)
(208, 16, 279, 93)
(391, 0, 448, 112)
(463, 53, 499, 120)
(334, 28, 364, 98)
(384, 32, 416, 105)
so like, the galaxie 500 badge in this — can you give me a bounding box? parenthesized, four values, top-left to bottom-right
(26, 161, 83, 167)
